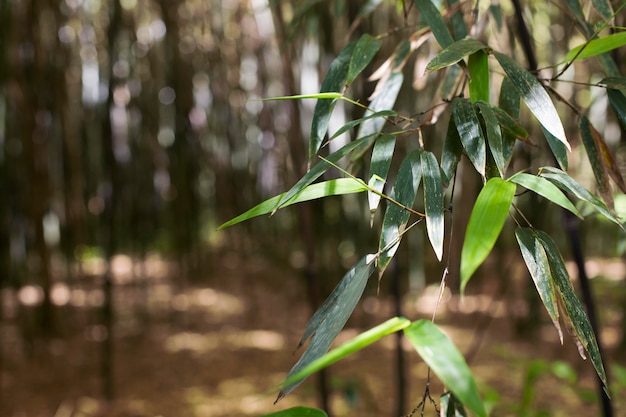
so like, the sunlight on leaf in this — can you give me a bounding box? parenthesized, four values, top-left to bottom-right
(476, 101, 506, 176)
(368, 134, 396, 216)
(404, 320, 487, 417)
(509, 173, 582, 218)
(421, 150, 445, 261)
(564, 32, 626, 63)
(452, 97, 486, 177)
(426, 38, 487, 72)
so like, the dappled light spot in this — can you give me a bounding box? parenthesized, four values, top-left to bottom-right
(51, 283, 71, 306)
(164, 329, 284, 355)
(165, 332, 218, 354)
(111, 254, 134, 284)
(413, 284, 452, 315)
(17, 285, 44, 306)
(85, 325, 108, 342)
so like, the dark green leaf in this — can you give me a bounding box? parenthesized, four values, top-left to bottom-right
(310, 43, 355, 161)
(452, 97, 486, 177)
(535, 231, 608, 390)
(592, 0, 614, 20)
(468, 50, 490, 103)
(441, 64, 463, 100)
(347, 34, 383, 86)
(404, 320, 487, 417)
(489, 4, 503, 30)
(421, 150, 445, 261)
(277, 255, 377, 400)
(218, 178, 368, 229)
(602, 77, 626, 94)
(368, 134, 396, 214)
(543, 126, 569, 170)
(579, 115, 612, 207)
(539, 166, 622, 227)
(476, 101, 506, 176)
(414, 0, 455, 49)
(460, 178, 515, 293)
(509, 173, 582, 218)
(494, 52, 570, 152)
(358, 0, 385, 17)
(441, 115, 463, 186)
(492, 106, 528, 142)
(499, 76, 520, 119)
(448, 0, 468, 40)
(515, 228, 562, 342)
(426, 39, 487, 72)
(607, 88, 626, 130)
(262, 407, 328, 417)
(441, 392, 468, 417)
(379, 151, 422, 275)
(565, 32, 626, 63)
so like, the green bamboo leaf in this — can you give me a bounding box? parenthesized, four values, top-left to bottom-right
(421, 150, 445, 261)
(515, 228, 562, 342)
(468, 50, 490, 103)
(592, 0, 614, 20)
(535, 231, 608, 390)
(310, 42, 355, 161)
(440, 392, 468, 417)
(539, 166, 622, 227)
(441, 115, 463, 186)
(509, 173, 583, 218)
(426, 39, 488, 72)
(379, 151, 422, 275)
(329, 110, 397, 140)
(277, 255, 377, 401)
(280, 317, 410, 391)
(347, 34, 383, 86)
(448, 0, 468, 40)
(564, 32, 626, 63)
(404, 320, 487, 417)
(460, 178, 515, 293)
(499, 76, 520, 118)
(218, 178, 368, 229)
(607, 88, 626, 130)
(542, 126, 569, 171)
(275, 136, 371, 211)
(601, 77, 626, 94)
(356, 72, 404, 142)
(258, 92, 343, 101)
(452, 97, 486, 177)
(565, 0, 585, 22)
(262, 407, 328, 417)
(492, 106, 528, 142)
(368, 134, 396, 215)
(476, 101, 506, 176)
(579, 115, 612, 207)
(358, 0, 385, 17)
(494, 52, 570, 152)
(414, 0, 455, 49)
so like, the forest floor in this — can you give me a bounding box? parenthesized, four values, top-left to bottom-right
(1, 247, 626, 417)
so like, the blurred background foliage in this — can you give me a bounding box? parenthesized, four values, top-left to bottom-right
(0, 0, 625, 416)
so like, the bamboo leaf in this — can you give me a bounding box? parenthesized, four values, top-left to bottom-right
(468, 50, 490, 103)
(602, 77, 626, 94)
(218, 178, 368, 229)
(310, 42, 355, 161)
(440, 392, 468, 417)
(535, 231, 608, 390)
(579, 115, 613, 208)
(379, 151, 422, 275)
(413, 0, 455, 49)
(262, 407, 328, 417)
(421, 150, 445, 261)
(441, 64, 463, 100)
(358, 0, 385, 17)
(492, 106, 529, 142)
(368, 134, 396, 215)
(591, 0, 613, 20)
(280, 317, 410, 392)
(476, 101, 506, 176)
(515, 228, 562, 342)
(460, 178, 515, 293)
(329, 110, 397, 140)
(426, 39, 488, 72)
(564, 32, 626, 63)
(441, 115, 463, 186)
(356, 73, 404, 141)
(542, 126, 569, 171)
(448, 0, 468, 40)
(539, 166, 622, 227)
(607, 88, 626, 130)
(277, 255, 377, 401)
(509, 173, 583, 218)
(452, 97, 486, 177)
(404, 320, 487, 417)
(494, 52, 570, 152)
(347, 34, 383, 86)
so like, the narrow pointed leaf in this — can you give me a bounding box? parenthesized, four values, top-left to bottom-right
(602, 77, 626, 94)
(275, 136, 371, 211)
(368, 134, 396, 214)
(329, 110, 397, 140)
(460, 178, 515, 293)
(499, 71, 521, 118)
(498, 77, 524, 165)
(348, 34, 383, 86)
(564, 32, 626, 63)
(404, 320, 487, 417)
(421, 150, 445, 260)
(515, 228, 562, 342)
(591, 0, 614, 20)
(441, 115, 463, 186)
(539, 166, 622, 227)
(542, 126, 569, 170)
(476, 101, 506, 176)
(448, 0, 468, 40)
(259, 93, 342, 101)
(468, 50, 490, 103)
(493, 106, 529, 142)
(607, 88, 626, 130)
(452, 97, 486, 177)
(218, 178, 368, 229)
(509, 173, 582, 218)
(280, 317, 410, 391)
(356, 72, 404, 141)
(310, 42, 355, 161)
(262, 407, 328, 417)
(579, 115, 613, 208)
(441, 64, 463, 100)
(379, 151, 423, 274)
(441, 392, 468, 417)
(358, 0, 385, 17)
(494, 52, 570, 151)
(414, 0, 455, 49)
(277, 255, 376, 400)
(426, 39, 487, 72)
(535, 231, 608, 389)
